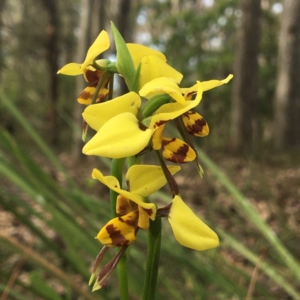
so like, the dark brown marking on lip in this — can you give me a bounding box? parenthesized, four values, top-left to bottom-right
(188, 118, 207, 134)
(85, 69, 102, 83)
(78, 89, 93, 101)
(106, 224, 129, 246)
(118, 212, 138, 227)
(162, 139, 190, 163)
(162, 137, 176, 147)
(141, 207, 154, 217)
(154, 120, 168, 129)
(170, 143, 189, 163)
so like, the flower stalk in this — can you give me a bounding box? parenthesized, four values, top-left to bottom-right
(142, 217, 162, 300)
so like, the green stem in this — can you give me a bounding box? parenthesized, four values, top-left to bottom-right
(142, 217, 162, 300)
(110, 158, 125, 217)
(108, 74, 114, 100)
(91, 72, 110, 105)
(110, 158, 129, 300)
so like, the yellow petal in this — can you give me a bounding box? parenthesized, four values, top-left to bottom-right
(82, 92, 141, 131)
(149, 81, 203, 130)
(83, 112, 152, 158)
(181, 74, 233, 98)
(140, 77, 185, 104)
(162, 138, 196, 163)
(139, 56, 183, 88)
(116, 195, 134, 216)
(152, 124, 165, 150)
(126, 164, 181, 197)
(57, 62, 82, 75)
(82, 30, 110, 71)
(127, 43, 166, 68)
(97, 211, 138, 246)
(92, 168, 157, 219)
(168, 196, 219, 250)
(200, 74, 233, 91)
(138, 206, 150, 230)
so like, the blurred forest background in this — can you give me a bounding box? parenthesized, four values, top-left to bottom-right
(1, 0, 300, 299)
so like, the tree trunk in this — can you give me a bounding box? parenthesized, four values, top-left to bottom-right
(0, 0, 6, 82)
(40, 0, 60, 146)
(115, 0, 133, 95)
(273, 0, 300, 151)
(230, 0, 261, 153)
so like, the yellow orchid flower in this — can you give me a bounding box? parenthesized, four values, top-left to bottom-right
(92, 164, 181, 247)
(82, 81, 203, 159)
(82, 76, 233, 159)
(57, 30, 110, 76)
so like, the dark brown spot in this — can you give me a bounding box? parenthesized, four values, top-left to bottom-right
(162, 137, 176, 147)
(85, 69, 102, 83)
(106, 224, 129, 246)
(170, 143, 189, 163)
(153, 120, 168, 129)
(78, 90, 93, 101)
(187, 118, 207, 134)
(138, 122, 148, 131)
(117, 204, 129, 216)
(156, 202, 172, 217)
(118, 212, 138, 227)
(142, 207, 154, 217)
(163, 139, 189, 163)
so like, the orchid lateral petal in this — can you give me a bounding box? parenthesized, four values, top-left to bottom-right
(82, 92, 141, 131)
(162, 138, 196, 163)
(168, 196, 219, 250)
(93, 246, 127, 291)
(126, 164, 181, 197)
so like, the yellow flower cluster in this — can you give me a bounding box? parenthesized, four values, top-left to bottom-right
(58, 23, 232, 291)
